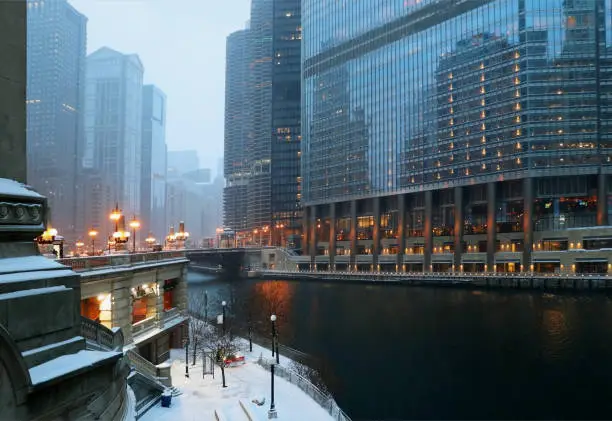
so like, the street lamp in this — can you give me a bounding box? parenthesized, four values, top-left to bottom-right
(145, 232, 156, 249)
(129, 216, 140, 253)
(88, 229, 98, 255)
(166, 226, 177, 250)
(269, 313, 278, 419)
(221, 300, 227, 335)
(270, 314, 276, 357)
(110, 203, 122, 232)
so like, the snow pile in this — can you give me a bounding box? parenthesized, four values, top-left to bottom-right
(29, 350, 121, 386)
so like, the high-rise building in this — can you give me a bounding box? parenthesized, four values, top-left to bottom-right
(224, 29, 250, 232)
(83, 47, 144, 236)
(167, 150, 199, 177)
(244, 0, 302, 247)
(26, 0, 87, 243)
(301, 0, 612, 274)
(141, 85, 167, 240)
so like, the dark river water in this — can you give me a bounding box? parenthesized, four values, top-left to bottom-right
(188, 271, 612, 420)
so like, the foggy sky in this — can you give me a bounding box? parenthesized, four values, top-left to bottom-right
(69, 0, 251, 174)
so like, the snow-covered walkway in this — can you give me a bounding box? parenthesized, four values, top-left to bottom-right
(140, 342, 334, 421)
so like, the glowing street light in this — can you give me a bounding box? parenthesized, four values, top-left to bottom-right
(129, 216, 140, 253)
(109, 203, 122, 232)
(145, 232, 156, 249)
(88, 229, 98, 255)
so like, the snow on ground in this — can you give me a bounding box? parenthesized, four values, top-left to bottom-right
(141, 341, 334, 421)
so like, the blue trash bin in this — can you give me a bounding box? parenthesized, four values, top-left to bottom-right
(161, 391, 172, 408)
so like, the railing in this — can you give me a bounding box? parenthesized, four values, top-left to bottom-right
(132, 316, 157, 336)
(259, 269, 612, 281)
(125, 348, 158, 380)
(57, 250, 187, 272)
(256, 356, 352, 421)
(163, 307, 180, 323)
(81, 316, 124, 351)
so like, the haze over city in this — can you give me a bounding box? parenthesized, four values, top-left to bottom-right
(1, 1, 612, 420)
(70, 0, 251, 172)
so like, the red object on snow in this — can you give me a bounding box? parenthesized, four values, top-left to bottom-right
(224, 355, 246, 367)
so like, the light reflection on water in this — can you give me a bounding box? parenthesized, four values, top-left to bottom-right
(188, 272, 612, 420)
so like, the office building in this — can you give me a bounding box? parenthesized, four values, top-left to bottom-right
(141, 85, 168, 240)
(244, 0, 302, 247)
(224, 29, 250, 232)
(83, 47, 144, 237)
(301, 0, 612, 274)
(26, 0, 87, 243)
(167, 150, 199, 177)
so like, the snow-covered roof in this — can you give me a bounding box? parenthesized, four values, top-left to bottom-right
(0, 178, 44, 199)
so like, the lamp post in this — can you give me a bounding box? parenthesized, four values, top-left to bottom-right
(88, 229, 98, 255)
(110, 203, 121, 233)
(129, 216, 140, 253)
(270, 314, 276, 357)
(75, 240, 84, 256)
(268, 315, 278, 419)
(221, 300, 227, 335)
(145, 232, 156, 250)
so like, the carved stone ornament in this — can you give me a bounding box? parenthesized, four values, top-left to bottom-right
(0, 178, 47, 240)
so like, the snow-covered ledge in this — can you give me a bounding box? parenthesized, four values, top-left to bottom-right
(0, 178, 130, 420)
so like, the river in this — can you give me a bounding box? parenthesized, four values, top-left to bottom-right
(187, 271, 612, 420)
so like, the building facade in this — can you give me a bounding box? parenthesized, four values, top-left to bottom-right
(224, 29, 250, 233)
(26, 0, 87, 244)
(302, 0, 612, 274)
(142, 85, 168, 240)
(83, 47, 144, 237)
(244, 0, 303, 248)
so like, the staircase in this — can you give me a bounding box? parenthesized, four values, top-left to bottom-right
(125, 349, 176, 419)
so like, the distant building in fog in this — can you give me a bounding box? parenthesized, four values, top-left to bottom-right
(141, 85, 167, 240)
(167, 150, 200, 177)
(82, 47, 144, 237)
(26, 0, 87, 243)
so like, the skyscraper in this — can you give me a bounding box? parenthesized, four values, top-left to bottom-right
(26, 0, 87, 243)
(241, 0, 302, 247)
(83, 47, 144, 236)
(141, 85, 167, 240)
(301, 0, 612, 274)
(224, 29, 250, 232)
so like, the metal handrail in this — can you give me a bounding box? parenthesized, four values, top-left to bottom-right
(256, 356, 352, 421)
(57, 251, 187, 272)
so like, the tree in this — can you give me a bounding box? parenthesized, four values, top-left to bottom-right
(187, 288, 208, 365)
(202, 324, 241, 388)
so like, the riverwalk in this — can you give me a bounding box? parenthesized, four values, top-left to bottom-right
(141, 341, 349, 421)
(249, 269, 612, 290)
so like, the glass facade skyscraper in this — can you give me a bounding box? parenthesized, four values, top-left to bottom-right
(26, 0, 87, 243)
(301, 0, 612, 274)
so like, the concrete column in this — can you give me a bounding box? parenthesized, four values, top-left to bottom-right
(424, 191, 433, 272)
(397, 194, 406, 268)
(598, 172, 608, 226)
(372, 197, 381, 270)
(523, 178, 534, 272)
(111, 278, 133, 344)
(349, 200, 357, 270)
(487, 182, 497, 272)
(302, 206, 309, 255)
(329, 203, 336, 269)
(454, 186, 463, 271)
(155, 280, 164, 327)
(309, 206, 317, 263)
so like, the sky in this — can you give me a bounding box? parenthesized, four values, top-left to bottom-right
(69, 0, 251, 175)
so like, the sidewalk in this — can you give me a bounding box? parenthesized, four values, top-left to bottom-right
(141, 341, 334, 421)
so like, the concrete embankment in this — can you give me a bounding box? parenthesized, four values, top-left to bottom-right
(248, 270, 612, 291)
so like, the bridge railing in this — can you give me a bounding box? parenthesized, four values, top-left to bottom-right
(58, 251, 187, 272)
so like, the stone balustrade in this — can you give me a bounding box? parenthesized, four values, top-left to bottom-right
(57, 251, 187, 272)
(80, 316, 124, 351)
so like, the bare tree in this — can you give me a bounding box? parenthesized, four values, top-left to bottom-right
(188, 289, 209, 365)
(202, 324, 241, 388)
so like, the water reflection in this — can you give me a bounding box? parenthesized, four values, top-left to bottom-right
(188, 272, 612, 420)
